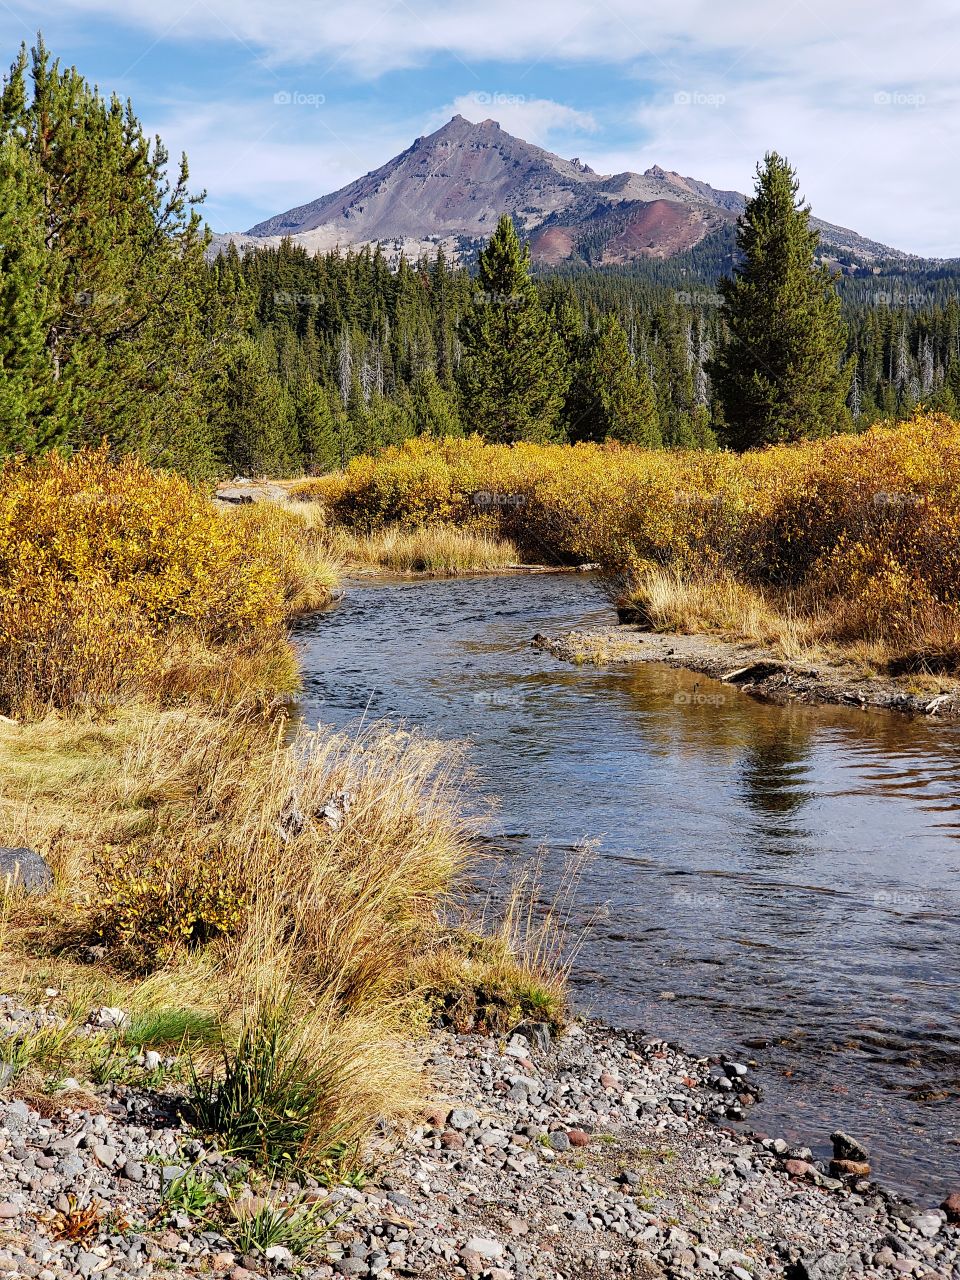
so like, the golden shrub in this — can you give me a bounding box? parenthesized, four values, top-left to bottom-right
(0, 449, 330, 716)
(310, 413, 960, 661)
(96, 837, 251, 959)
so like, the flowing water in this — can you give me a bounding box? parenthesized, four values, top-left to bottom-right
(293, 571, 960, 1202)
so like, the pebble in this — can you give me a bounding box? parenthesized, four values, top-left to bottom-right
(0, 998, 954, 1280)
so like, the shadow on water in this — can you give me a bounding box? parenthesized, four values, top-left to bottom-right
(293, 571, 960, 1201)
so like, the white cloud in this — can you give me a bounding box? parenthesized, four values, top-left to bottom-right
(439, 93, 596, 145)
(26, 0, 958, 82)
(611, 78, 960, 255)
(142, 97, 420, 230)
(10, 0, 960, 252)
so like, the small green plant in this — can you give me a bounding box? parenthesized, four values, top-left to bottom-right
(706, 1173, 723, 1188)
(124, 1007, 221, 1051)
(0, 1019, 82, 1084)
(315, 1142, 368, 1189)
(189, 1002, 345, 1173)
(227, 1194, 331, 1258)
(161, 1166, 223, 1220)
(88, 1041, 144, 1087)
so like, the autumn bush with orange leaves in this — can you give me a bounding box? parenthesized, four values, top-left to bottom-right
(297, 413, 960, 666)
(0, 449, 336, 717)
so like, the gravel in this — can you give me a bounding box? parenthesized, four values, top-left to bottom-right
(0, 999, 956, 1280)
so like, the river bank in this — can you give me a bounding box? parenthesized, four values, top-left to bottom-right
(531, 625, 960, 721)
(1, 1001, 957, 1280)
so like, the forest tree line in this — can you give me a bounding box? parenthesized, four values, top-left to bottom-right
(218, 227, 960, 474)
(1, 38, 960, 479)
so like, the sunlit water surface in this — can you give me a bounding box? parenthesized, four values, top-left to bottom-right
(293, 572, 960, 1201)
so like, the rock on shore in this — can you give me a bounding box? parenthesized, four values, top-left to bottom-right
(0, 848, 53, 895)
(0, 1005, 956, 1280)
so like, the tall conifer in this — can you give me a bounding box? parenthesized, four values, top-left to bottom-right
(710, 153, 852, 449)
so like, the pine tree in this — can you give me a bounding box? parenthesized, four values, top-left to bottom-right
(294, 376, 339, 473)
(543, 281, 585, 440)
(0, 135, 54, 453)
(410, 368, 461, 437)
(568, 314, 661, 446)
(709, 153, 852, 449)
(0, 39, 227, 474)
(459, 215, 569, 442)
(217, 338, 296, 476)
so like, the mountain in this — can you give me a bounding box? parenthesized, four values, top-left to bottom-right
(215, 115, 914, 269)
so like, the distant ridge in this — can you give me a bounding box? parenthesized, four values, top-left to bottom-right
(213, 115, 915, 268)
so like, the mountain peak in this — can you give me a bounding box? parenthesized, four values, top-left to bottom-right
(241, 118, 907, 266)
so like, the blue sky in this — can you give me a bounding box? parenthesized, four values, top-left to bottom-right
(2, 1, 957, 255)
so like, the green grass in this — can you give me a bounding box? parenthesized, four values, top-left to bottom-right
(0, 1019, 83, 1084)
(161, 1165, 224, 1219)
(124, 1007, 222, 1050)
(189, 1001, 347, 1174)
(226, 1194, 333, 1258)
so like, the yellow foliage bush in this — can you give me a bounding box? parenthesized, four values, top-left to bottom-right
(0, 450, 336, 716)
(96, 836, 251, 959)
(303, 413, 960, 663)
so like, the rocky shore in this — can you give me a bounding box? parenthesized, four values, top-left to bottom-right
(531, 628, 960, 721)
(1, 999, 957, 1280)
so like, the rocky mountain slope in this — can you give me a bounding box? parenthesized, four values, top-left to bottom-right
(214, 115, 913, 269)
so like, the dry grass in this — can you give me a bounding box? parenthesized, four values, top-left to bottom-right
(624, 568, 831, 662)
(324, 523, 518, 576)
(409, 845, 594, 1034)
(0, 695, 571, 1165)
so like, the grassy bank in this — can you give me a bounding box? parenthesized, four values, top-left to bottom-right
(279, 491, 521, 576)
(0, 450, 568, 1196)
(297, 413, 960, 672)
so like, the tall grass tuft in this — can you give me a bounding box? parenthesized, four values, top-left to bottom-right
(325, 524, 518, 575)
(190, 995, 414, 1174)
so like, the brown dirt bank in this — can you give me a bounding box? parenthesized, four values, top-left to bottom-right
(531, 626, 960, 721)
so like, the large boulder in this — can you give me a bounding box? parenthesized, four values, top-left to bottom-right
(0, 848, 53, 895)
